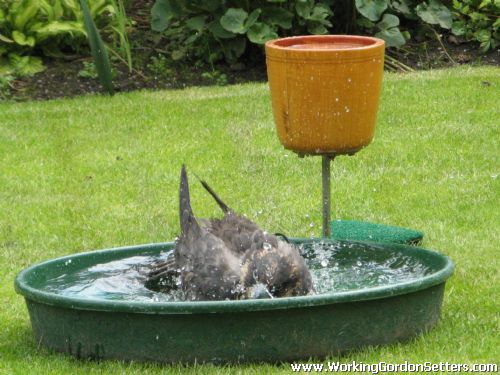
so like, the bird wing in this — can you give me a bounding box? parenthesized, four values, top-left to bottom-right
(176, 228, 242, 301)
(196, 176, 274, 254)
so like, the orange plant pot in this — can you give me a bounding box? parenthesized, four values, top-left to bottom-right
(265, 35, 385, 155)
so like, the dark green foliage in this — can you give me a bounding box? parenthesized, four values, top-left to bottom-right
(0, 1, 114, 58)
(80, 0, 114, 94)
(451, 0, 499, 52)
(355, 0, 389, 21)
(0, 0, 129, 78)
(150, 0, 471, 64)
(150, 0, 334, 64)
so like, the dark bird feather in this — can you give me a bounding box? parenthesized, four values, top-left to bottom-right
(146, 166, 314, 300)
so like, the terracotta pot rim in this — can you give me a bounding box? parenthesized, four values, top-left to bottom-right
(265, 35, 384, 52)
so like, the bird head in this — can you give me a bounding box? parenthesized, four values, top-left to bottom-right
(241, 239, 314, 299)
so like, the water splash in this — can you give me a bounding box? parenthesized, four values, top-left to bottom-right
(43, 242, 433, 301)
(298, 241, 432, 294)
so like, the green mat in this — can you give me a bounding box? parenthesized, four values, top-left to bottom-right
(330, 220, 424, 245)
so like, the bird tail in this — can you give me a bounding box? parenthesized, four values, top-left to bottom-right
(180, 165, 199, 233)
(195, 174, 233, 214)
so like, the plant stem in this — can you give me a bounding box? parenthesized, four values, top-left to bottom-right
(385, 54, 414, 72)
(431, 27, 457, 65)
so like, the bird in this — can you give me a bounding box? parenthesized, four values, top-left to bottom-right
(145, 165, 314, 301)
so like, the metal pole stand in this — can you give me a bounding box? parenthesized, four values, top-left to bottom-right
(322, 155, 335, 238)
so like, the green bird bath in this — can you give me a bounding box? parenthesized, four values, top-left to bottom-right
(15, 238, 453, 363)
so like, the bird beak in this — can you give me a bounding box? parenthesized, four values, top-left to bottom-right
(247, 283, 273, 299)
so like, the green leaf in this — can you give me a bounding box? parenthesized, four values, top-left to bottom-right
(0, 33, 14, 43)
(221, 37, 246, 63)
(307, 22, 328, 34)
(451, 20, 465, 36)
(246, 9, 261, 29)
(35, 21, 86, 40)
(308, 3, 333, 25)
(469, 12, 488, 23)
(220, 8, 248, 34)
(357, 17, 376, 28)
(208, 20, 235, 39)
(478, 0, 491, 9)
(377, 13, 399, 29)
(247, 22, 278, 44)
(375, 26, 406, 47)
(392, 0, 412, 16)
(296, 0, 314, 19)
(13, 3, 39, 30)
(80, 0, 114, 94)
(186, 16, 207, 32)
(151, 0, 183, 32)
(8, 54, 45, 76)
(416, 0, 453, 29)
(185, 33, 198, 44)
(12, 31, 35, 47)
(39, 0, 56, 21)
(261, 6, 294, 29)
(355, 0, 388, 22)
(376, 14, 405, 47)
(475, 29, 491, 51)
(493, 17, 500, 30)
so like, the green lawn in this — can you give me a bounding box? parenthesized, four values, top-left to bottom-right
(1, 66, 498, 373)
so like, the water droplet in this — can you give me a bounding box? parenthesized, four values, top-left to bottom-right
(320, 260, 328, 267)
(309, 222, 314, 228)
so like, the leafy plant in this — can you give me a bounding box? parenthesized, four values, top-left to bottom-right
(0, 0, 131, 79)
(201, 70, 227, 86)
(0, 53, 45, 77)
(0, 74, 14, 99)
(150, 0, 334, 64)
(78, 60, 117, 79)
(78, 60, 99, 78)
(147, 54, 173, 77)
(149, 0, 465, 64)
(0, 0, 115, 57)
(451, 0, 499, 52)
(110, 0, 133, 71)
(80, 0, 114, 94)
(416, 0, 453, 28)
(355, 0, 454, 47)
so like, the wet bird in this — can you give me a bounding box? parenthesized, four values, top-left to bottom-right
(146, 165, 314, 301)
